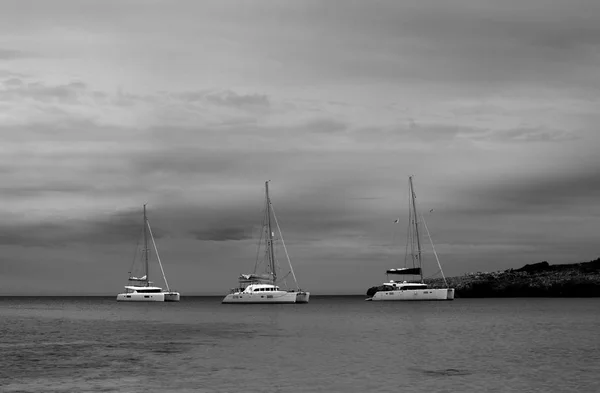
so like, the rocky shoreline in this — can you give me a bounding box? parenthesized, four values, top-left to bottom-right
(367, 258, 600, 298)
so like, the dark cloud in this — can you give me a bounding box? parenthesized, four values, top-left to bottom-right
(0, 79, 88, 103)
(303, 119, 347, 134)
(478, 128, 578, 143)
(225, 1, 600, 92)
(190, 227, 253, 242)
(0, 183, 95, 198)
(205, 91, 270, 109)
(129, 145, 244, 176)
(0, 49, 31, 60)
(0, 208, 168, 248)
(438, 166, 600, 219)
(130, 90, 273, 112)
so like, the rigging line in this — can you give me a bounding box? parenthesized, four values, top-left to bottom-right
(269, 202, 299, 289)
(277, 271, 291, 282)
(146, 220, 170, 291)
(420, 213, 448, 287)
(422, 267, 443, 279)
(404, 216, 411, 268)
(253, 197, 267, 275)
(128, 226, 144, 275)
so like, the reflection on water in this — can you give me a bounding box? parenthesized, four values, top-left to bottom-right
(1, 296, 599, 392)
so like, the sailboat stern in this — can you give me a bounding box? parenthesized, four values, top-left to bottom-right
(163, 292, 181, 302)
(295, 291, 310, 303)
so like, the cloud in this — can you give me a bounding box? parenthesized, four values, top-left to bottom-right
(465, 168, 600, 214)
(0, 49, 32, 60)
(190, 227, 253, 242)
(0, 78, 87, 103)
(1, 1, 600, 294)
(0, 208, 167, 248)
(303, 118, 347, 134)
(205, 90, 270, 109)
(0, 182, 94, 198)
(474, 128, 579, 143)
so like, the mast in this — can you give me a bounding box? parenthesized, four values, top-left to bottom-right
(409, 176, 424, 283)
(143, 204, 149, 286)
(265, 181, 276, 283)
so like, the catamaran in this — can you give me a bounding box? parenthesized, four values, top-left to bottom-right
(366, 176, 454, 301)
(222, 181, 310, 304)
(116, 204, 180, 302)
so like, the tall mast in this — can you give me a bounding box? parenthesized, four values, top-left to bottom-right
(265, 181, 276, 283)
(143, 204, 149, 287)
(409, 176, 424, 283)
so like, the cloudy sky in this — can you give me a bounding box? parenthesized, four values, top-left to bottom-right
(1, 0, 599, 295)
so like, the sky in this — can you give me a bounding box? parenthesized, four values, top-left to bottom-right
(1, 0, 599, 295)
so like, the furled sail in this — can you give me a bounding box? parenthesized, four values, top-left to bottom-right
(238, 273, 273, 284)
(129, 275, 147, 280)
(386, 268, 421, 275)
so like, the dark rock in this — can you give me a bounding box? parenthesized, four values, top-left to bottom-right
(515, 261, 550, 273)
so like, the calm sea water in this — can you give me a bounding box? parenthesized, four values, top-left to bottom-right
(1, 296, 598, 392)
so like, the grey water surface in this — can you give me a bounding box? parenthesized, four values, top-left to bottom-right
(1, 296, 598, 392)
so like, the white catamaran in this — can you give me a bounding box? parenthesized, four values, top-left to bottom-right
(116, 204, 180, 302)
(366, 176, 454, 301)
(222, 181, 310, 304)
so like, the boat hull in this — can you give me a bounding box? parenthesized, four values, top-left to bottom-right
(116, 291, 181, 302)
(370, 288, 454, 301)
(222, 291, 300, 304)
(295, 291, 310, 303)
(163, 292, 180, 302)
(116, 293, 165, 302)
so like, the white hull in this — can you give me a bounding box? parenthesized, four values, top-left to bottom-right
(116, 291, 180, 302)
(370, 288, 454, 301)
(222, 291, 309, 304)
(116, 293, 165, 302)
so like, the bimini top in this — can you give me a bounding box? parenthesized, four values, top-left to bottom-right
(386, 267, 421, 275)
(244, 284, 281, 292)
(124, 286, 164, 291)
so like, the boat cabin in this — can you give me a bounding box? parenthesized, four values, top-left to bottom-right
(123, 286, 164, 294)
(384, 281, 429, 291)
(229, 284, 284, 294)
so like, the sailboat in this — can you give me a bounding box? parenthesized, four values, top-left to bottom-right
(366, 176, 454, 301)
(116, 204, 180, 302)
(222, 181, 310, 304)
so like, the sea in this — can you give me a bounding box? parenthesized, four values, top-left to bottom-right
(1, 296, 598, 393)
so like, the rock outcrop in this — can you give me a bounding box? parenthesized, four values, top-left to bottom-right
(424, 258, 600, 297)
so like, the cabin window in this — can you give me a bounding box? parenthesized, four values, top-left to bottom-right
(126, 295, 131, 298)
(400, 285, 427, 290)
(254, 288, 260, 292)
(144, 295, 150, 298)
